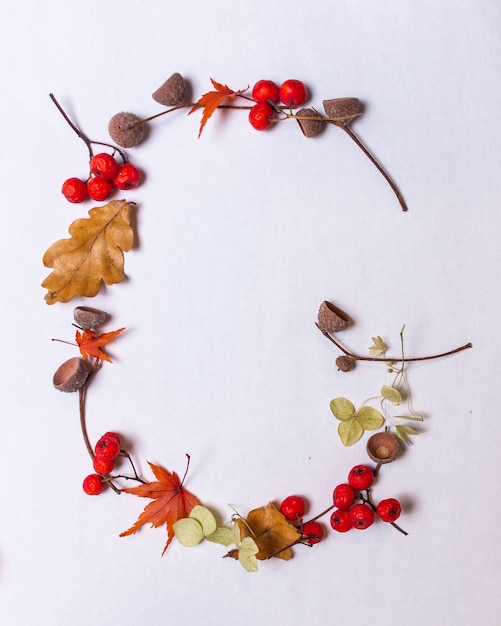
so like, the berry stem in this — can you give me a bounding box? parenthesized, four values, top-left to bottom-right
(304, 504, 336, 524)
(78, 361, 100, 460)
(338, 124, 409, 212)
(316, 323, 472, 363)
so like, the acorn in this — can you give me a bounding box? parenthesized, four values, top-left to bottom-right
(323, 98, 361, 126)
(296, 107, 325, 138)
(366, 432, 400, 464)
(108, 112, 145, 148)
(73, 306, 108, 330)
(152, 72, 187, 106)
(336, 355, 356, 372)
(317, 301, 351, 333)
(53, 357, 92, 393)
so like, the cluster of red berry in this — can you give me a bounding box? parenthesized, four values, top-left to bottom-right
(279, 495, 324, 545)
(62, 152, 141, 203)
(249, 79, 308, 131)
(330, 464, 402, 532)
(82, 432, 121, 495)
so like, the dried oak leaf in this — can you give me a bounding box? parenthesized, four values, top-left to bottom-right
(235, 502, 301, 561)
(189, 78, 248, 138)
(42, 200, 134, 305)
(120, 461, 200, 555)
(76, 327, 125, 362)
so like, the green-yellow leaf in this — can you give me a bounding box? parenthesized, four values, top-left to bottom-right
(189, 505, 217, 536)
(206, 527, 234, 547)
(369, 336, 387, 356)
(238, 537, 259, 572)
(330, 398, 356, 421)
(338, 418, 364, 446)
(396, 424, 420, 444)
(173, 517, 204, 546)
(356, 406, 385, 430)
(381, 385, 402, 404)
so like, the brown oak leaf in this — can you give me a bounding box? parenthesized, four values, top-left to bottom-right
(42, 200, 134, 304)
(120, 460, 200, 555)
(235, 502, 301, 560)
(189, 78, 248, 138)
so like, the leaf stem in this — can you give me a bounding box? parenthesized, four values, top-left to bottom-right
(316, 323, 472, 363)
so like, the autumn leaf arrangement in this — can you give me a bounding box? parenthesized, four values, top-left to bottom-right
(45, 74, 472, 571)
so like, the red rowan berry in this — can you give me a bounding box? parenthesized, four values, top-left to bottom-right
(279, 79, 307, 107)
(348, 465, 374, 491)
(113, 163, 141, 190)
(90, 153, 119, 180)
(94, 434, 120, 460)
(83, 474, 104, 495)
(87, 176, 113, 201)
(279, 495, 306, 521)
(251, 80, 280, 103)
(302, 521, 324, 544)
(333, 483, 356, 509)
(349, 503, 375, 529)
(376, 498, 402, 522)
(330, 508, 352, 532)
(93, 456, 115, 475)
(248, 103, 275, 130)
(62, 177, 88, 203)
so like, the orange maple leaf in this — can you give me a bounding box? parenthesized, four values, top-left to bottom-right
(75, 327, 125, 362)
(189, 78, 248, 137)
(120, 459, 200, 555)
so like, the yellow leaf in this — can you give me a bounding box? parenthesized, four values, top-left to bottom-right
(42, 200, 134, 304)
(338, 418, 364, 446)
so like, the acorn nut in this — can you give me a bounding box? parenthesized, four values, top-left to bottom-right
(152, 72, 187, 106)
(108, 112, 145, 148)
(296, 108, 325, 138)
(323, 98, 361, 125)
(73, 306, 108, 330)
(366, 432, 400, 464)
(53, 357, 92, 393)
(317, 301, 351, 333)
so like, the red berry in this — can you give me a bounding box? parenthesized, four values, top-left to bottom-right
(333, 483, 356, 509)
(376, 498, 402, 522)
(349, 503, 375, 529)
(279, 495, 306, 521)
(248, 103, 275, 131)
(103, 431, 120, 445)
(348, 465, 374, 491)
(94, 434, 121, 460)
(279, 79, 307, 107)
(113, 163, 141, 190)
(83, 473, 104, 495)
(302, 521, 324, 544)
(251, 79, 280, 103)
(62, 177, 88, 203)
(93, 456, 115, 475)
(90, 152, 119, 180)
(330, 508, 352, 532)
(87, 176, 113, 201)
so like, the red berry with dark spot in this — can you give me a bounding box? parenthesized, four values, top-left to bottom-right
(348, 465, 374, 491)
(94, 433, 121, 460)
(333, 483, 356, 509)
(90, 153, 119, 180)
(83, 474, 104, 495)
(279, 495, 306, 521)
(330, 508, 352, 532)
(87, 176, 113, 201)
(302, 521, 324, 544)
(376, 498, 402, 522)
(248, 103, 275, 130)
(349, 503, 375, 529)
(113, 163, 141, 190)
(251, 79, 280, 103)
(62, 177, 88, 203)
(93, 456, 115, 475)
(279, 79, 307, 107)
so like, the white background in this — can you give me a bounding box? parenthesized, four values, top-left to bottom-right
(1, 1, 500, 624)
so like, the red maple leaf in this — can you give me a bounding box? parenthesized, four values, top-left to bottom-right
(75, 327, 125, 362)
(189, 78, 248, 137)
(120, 458, 200, 555)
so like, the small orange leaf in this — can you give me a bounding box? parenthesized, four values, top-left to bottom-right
(75, 327, 125, 362)
(189, 78, 248, 137)
(120, 459, 200, 555)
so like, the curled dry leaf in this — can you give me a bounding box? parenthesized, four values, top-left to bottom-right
(42, 200, 134, 304)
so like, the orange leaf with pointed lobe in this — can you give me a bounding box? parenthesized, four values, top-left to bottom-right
(120, 460, 200, 555)
(75, 327, 125, 362)
(189, 78, 248, 137)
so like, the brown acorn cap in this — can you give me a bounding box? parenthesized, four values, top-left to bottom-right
(317, 301, 351, 333)
(296, 108, 325, 138)
(152, 72, 187, 106)
(323, 98, 361, 125)
(73, 306, 108, 330)
(366, 432, 400, 464)
(53, 357, 92, 393)
(108, 112, 145, 148)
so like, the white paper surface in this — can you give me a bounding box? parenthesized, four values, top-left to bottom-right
(1, 1, 500, 625)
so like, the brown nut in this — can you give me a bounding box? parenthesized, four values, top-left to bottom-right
(73, 306, 108, 330)
(323, 98, 361, 125)
(296, 107, 325, 138)
(336, 355, 356, 372)
(53, 357, 92, 393)
(152, 72, 187, 106)
(317, 301, 351, 333)
(366, 432, 400, 464)
(108, 112, 145, 148)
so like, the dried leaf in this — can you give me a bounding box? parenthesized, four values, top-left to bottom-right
(381, 385, 402, 404)
(395, 424, 420, 444)
(75, 327, 125, 362)
(173, 505, 218, 547)
(236, 502, 301, 561)
(356, 406, 385, 430)
(206, 527, 234, 547)
(338, 418, 364, 446)
(189, 78, 248, 138)
(330, 397, 356, 421)
(42, 200, 134, 304)
(120, 461, 200, 555)
(238, 537, 259, 572)
(369, 336, 388, 356)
